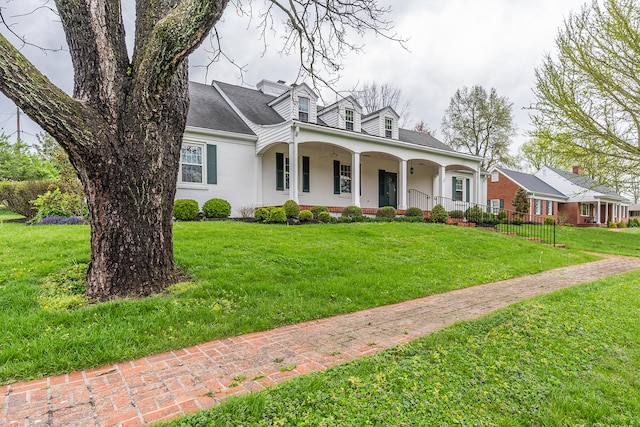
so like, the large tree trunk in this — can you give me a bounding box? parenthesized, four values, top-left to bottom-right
(80, 74, 189, 300)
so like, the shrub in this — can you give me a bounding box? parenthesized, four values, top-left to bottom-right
(341, 205, 363, 219)
(632, 218, 640, 227)
(202, 198, 231, 218)
(396, 215, 425, 223)
(497, 210, 508, 221)
(512, 217, 523, 226)
(254, 207, 270, 221)
(430, 204, 448, 224)
(544, 216, 555, 225)
(269, 207, 287, 223)
(238, 205, 256, 219)
(298, 210, 313, 222)
(0, 180, 58, 219)
(449, 209, 464, 219)
(31, 188, 85, 224)
(282, 200, 300, 218)
(608, 220, 617, 228)
(464, 206, 484, 223)
(318, 211, 332, 223)
(173, 199, 199, 221)
(376, 206, 396, 218)
(310, 205, 329, 219)
(618, 221, 627, 228)
(404, 206, 423, 218)
(557, 212, 569, 226)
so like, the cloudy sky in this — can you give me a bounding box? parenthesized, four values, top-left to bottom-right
(0, 0, 587, 155)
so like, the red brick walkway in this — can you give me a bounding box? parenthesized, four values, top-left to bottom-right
(3, 254, 640, 427)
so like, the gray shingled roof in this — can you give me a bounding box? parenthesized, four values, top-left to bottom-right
(398, 129, 455, 152)
(499, 168, 566, 198)
(214, 81, 285, 125)
(546, 166, 622, 197)
(187, 82, 254, 135)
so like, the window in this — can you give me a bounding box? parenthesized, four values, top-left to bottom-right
(546, 200, 554, 216)
(385, 118, 393, 138)
(345, 109, 354, 131)
(580, 203, 590, 216)
(298, 97, 309, 122)
(285, 158, 290, 190)
(491, 199, 502, 214)
(454, 178, 463, 201)
(534, 199, 542, 215)
(491, 171, 499, 182)
(180, 143, 203, 184)
(340, 164, 352, 193)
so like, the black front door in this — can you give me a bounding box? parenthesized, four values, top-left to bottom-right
(379, 170, 398, 208)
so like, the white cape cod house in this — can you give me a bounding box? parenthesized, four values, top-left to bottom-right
(177, 80, 487, 215)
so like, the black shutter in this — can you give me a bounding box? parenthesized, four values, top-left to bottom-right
(452, 176, 456, 200)
(206, 144, 217, 185)
(500, 199, 504, 209)
(302, 156, 310, 193)
(333, 160, 340, 194)
(465, 178, 470, 202)
(276, 153, 284, 191)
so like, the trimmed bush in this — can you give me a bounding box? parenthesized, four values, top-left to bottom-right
(464, 206, 484, 223)
(608, 221, 617, 228)
(0, 180, 57, 219)
(173, 199, 199, 221)
(544, 216, 555, 225)
(497, 210, 508, 221)
(449, 209, 464, 219)
(341, 205, 363, 219)
(310, 205, 329, 219)
(430, 204, 448, 224)
(298, 210, 313, 222)
(404, 206, 424, 218)
(254, 207, 270, 221)
(512, 217, 523, 226)
(282, 199, 300, 218)
(318, 211, 332, 223)
(618, 221, 627, 228)
(632, 218, 640, 227)
(269, 207, 287, 223)
(202, 198, 231, 218)
(376, 206, 397, 218)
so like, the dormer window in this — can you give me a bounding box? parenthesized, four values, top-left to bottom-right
(345, 109, 354, 131)
(298, 97, 309, 122)
(385, 118, 393, 138)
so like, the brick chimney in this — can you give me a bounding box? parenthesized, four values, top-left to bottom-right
(572, 166, 584, 175)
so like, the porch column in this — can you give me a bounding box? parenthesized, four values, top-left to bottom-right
(597, 200, 601, 223)
(399, 159, 407, 210)
(473, 168, 481, 204)
(605, 202, 609, 224)
(256, 154, 263, 207)
(352, 152, 361, 207)
(439, 165, 446, 203)
(288, 140, 299, 203)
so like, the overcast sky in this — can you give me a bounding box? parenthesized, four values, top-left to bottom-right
(0, 0, 588, 156)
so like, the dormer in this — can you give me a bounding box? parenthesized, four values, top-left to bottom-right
(318, 96, 363, 132)
(361, 106, 400, 139)
(266, 82, 319, 124)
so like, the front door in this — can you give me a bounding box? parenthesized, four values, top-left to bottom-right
(379, 170, 398, 208)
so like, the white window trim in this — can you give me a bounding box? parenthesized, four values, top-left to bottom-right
(580, 203, 590, 217)
(298, 97, 310, 122)
(455, 178, 463, 201)
(384, 117, 393, 138)
(546, 200, 553, 216)
(345, 109, 354, 131)
(534, 199, 542, 215)
(491, 171, 499, 182)
(491, 199, 501, 214)
(178, 142, 207, 188)
(340, 163, 352, 194)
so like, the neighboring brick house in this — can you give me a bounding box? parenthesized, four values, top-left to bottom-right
(487, 167, 566, 221)
(488, 166, 631, 227)
(630, 204, 640, 218)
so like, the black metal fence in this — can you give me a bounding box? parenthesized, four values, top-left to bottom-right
(430, 196, 556, 246)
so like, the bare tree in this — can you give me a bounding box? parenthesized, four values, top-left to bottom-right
(413, 120, 435, 136)
(351, 81, 411, 126)
(441, 85, 516, 170)
(0, 0, 402, 300)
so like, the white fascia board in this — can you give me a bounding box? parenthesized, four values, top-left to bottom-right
(294, 121, 483, 162)
(184, 125, 258, 144)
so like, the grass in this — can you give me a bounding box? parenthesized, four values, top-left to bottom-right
(0, 220, 597, 385)
(555, 225, 640, 257)
(0, 204, 24, 222)
(164, 271, 640, 426)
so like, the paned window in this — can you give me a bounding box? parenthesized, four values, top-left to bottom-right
(385, 118, 393, 138)
(180, 144, 203, 184)
(285, 158, 290, 190)
(345, 109, 354, 131)
(534, 199, 542, 215)
(491, 199, 501, 214)
(298, 97, 309, 122)
(546, 200, 554, 215)
(491, 171, 499, 182)
(454, 178, 463, 201)
(340, 164, 352, 193)
(580, 203, 590, 216)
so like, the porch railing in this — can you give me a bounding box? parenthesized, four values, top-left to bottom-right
(429, 196, 557, 246)
(407, 189, 432, 211)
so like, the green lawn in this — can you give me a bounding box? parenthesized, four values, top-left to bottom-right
(555, 225, 640, 257)
(165, 272, 640, 426)
(0, 220, 597, 385)
(0, 205, 24, 222)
